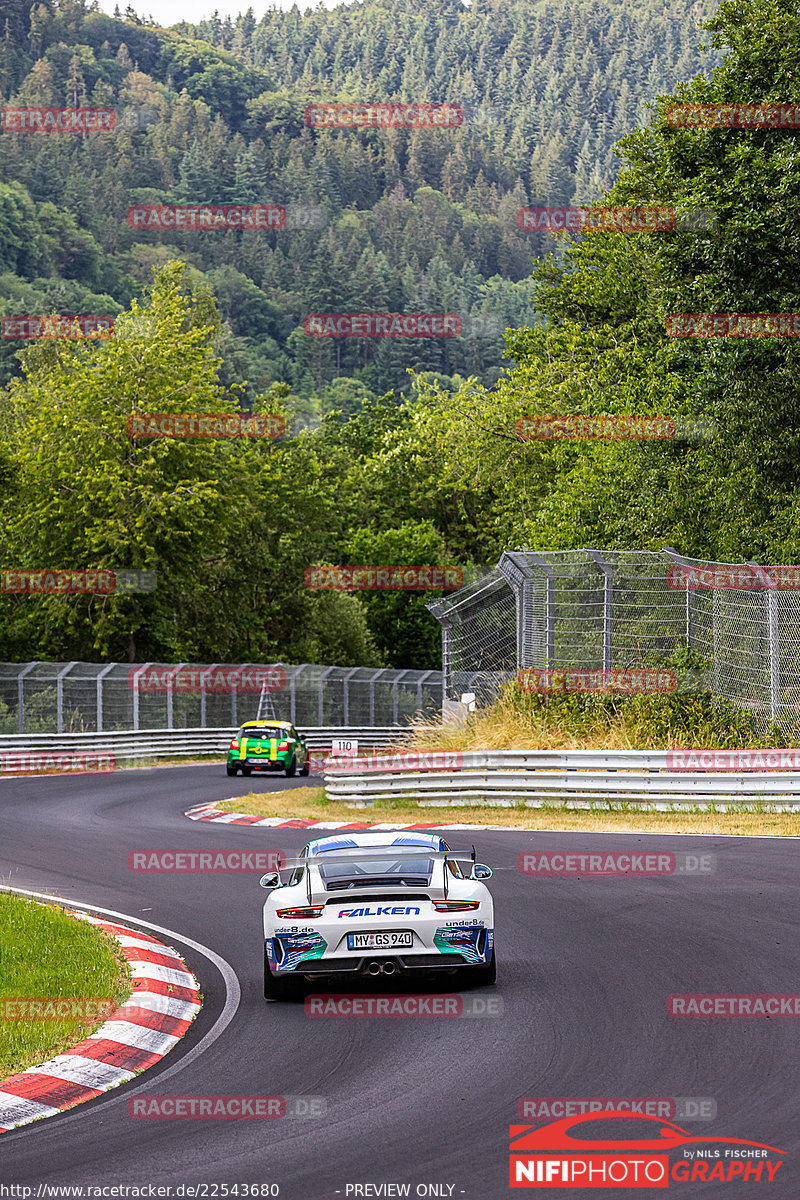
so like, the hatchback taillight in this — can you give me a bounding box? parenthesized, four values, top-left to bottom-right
(278, 740, 289, 751)
(230, 739, 240, 750)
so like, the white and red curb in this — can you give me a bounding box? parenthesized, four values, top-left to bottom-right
(185, 800, 515, 832)
(0, 909, 201, 1133)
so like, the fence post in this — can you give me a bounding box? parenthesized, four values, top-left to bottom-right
(96, 663, 116, 733)
(56, 662, 78, 735)
(498, 553, 528, 667)
(368, 669, 385, 725)
(17, 662, 38, 734)
(586, 549, 613, 672)
(167, 664, 185, 731)
(200, 664, 218, 729)
(711, 591, 722, 696)
(391, 670, 412, 724)
(130, 664, 152, 731)
(441, 620, 452, 705)
(417, 670, 434, 715)
(317, 666, 334, 725)
(768, 590, 780, 723)
(746, 562, 780, 726)
(342, 667, 358, 725)
(524, 552, 555, 666)
(663, 547, 695, 650)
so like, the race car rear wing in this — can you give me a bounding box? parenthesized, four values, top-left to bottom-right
(280, 848, 477, 868)
(277, 847, 479, 904)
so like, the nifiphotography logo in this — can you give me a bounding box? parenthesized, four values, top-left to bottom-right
(509, 1112, 784, 1188)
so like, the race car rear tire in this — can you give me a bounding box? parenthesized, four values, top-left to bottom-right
(226, 765, 237, 776)
(299, 756, 310, 777)
(241, 766, 253, 776)
(264, 949, 302, 1001)
(284, 756, 297, 777)
(470, 950, 496, 985)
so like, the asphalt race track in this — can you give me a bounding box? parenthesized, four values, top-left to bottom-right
(1, 765, 799, 1197)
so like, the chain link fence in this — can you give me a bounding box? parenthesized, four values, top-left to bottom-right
(427, 548, 800, 734)
(427, 568, 518, 708)
(0, 663, 442, 735)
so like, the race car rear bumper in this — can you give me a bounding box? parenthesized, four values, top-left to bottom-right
(267, 922, 493, 974)
(287, 952, 469, 977)
(228, 756, 290, 770)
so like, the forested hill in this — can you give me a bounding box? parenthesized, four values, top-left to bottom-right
(0, 0, 719, 400)
(184, 0, 717, 206)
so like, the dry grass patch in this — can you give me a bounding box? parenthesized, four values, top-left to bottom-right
(398, 685, 782, 753)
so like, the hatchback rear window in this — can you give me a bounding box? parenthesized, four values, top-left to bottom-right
(239, 726, 287, 739)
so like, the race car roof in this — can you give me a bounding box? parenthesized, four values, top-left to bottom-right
(242, 719, 292, 728)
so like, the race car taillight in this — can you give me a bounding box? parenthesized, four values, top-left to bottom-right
(278, 740, 290, 751)
(432, 900, 481, 912)
(276, 905, 325, 919)
(230, 739, 240, 750)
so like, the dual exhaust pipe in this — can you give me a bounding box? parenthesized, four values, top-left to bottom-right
(366, 960, 397, 976)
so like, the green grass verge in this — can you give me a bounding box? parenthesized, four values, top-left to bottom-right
(217, 788, 800, 837)
(0, 893, 131, 1079)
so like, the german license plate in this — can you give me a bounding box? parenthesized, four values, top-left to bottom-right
(347, 931, 413, 950)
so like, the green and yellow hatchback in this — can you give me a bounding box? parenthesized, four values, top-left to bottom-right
(227, 720, 311, 778)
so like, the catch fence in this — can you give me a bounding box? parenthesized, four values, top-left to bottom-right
(427, 548, 800, 734)
(0, 662, 442, 735)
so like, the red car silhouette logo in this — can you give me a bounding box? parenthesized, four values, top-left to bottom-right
(510, 1111, 783, 1154)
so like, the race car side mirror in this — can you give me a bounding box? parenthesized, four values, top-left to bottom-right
(472, 864, 493, 880)
(259, 872, 282, 889)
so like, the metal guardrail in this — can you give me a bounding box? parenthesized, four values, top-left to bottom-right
(0, 726, 412, 771)
(323, 749, 800, 807)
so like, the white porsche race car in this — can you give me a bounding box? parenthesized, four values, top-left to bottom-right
(260, 831, 495, 1000)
